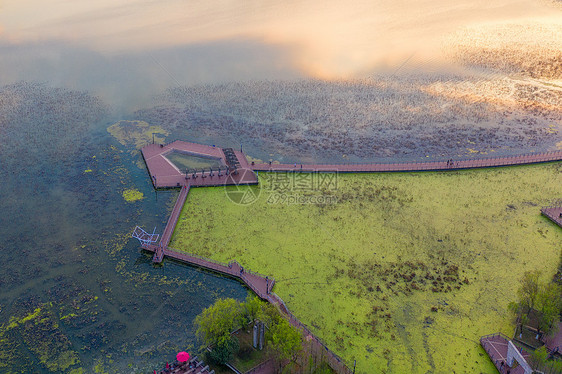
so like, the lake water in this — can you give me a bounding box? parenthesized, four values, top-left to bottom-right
(0, 0, 560, 372)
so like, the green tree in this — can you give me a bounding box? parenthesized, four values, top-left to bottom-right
(536, 282, 562, 337)
(268, 318, 302, 368)
(508, 300, 529, 338)
(208, 334, 240, 365)
(195, 298, 243, 347)
(258, 302, 282, 328)
(243, 295, 264, 327)
(510, 270, 543, 336)
(528, 346, 549, 371)
(519, 270, 542, 315)
(528, 346, 562, 374)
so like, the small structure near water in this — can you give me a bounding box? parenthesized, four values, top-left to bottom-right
(155, 355, 214, 374)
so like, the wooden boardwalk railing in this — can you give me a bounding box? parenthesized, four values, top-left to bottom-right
(160, 183, 190, 249)
(144, 244, 274, 298)
(144, 242, 351, 373)
(251, 150, 562, 173)
(141, 181, 349, 371)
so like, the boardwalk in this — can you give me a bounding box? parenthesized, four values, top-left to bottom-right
(140, 174, 350, 373)
(142, 245, 351, 373)
(144, 245, 275, 297)
(161, 183, 190, 248)
(142, 141, 257, 188)
(480, 333, 531, 374)
(251, 150, 562, 173)
(143, 142, 562, 189)
(541, 206, 562, 229)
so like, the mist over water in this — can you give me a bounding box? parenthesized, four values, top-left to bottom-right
(0, 0, 561, 372)
(1, 0, 560, 156)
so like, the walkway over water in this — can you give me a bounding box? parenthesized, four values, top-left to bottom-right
(251, 150, 562, 173)
(138, 158, 349, 372)
(144, 245, 274, 297)
(142, 141, 257, 188)
(542, 206, 562, 229)
(161, 183, 190, 248)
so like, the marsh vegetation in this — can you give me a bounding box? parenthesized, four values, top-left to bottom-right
(171, 165, 562, 373)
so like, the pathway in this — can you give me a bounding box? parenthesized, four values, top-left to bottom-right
(542, 206, 562, 229)
(160, 183, 190, 248)
(251, 150, 562, 173)
(142, 141, 257, 188)
(480, 333, 531, 374)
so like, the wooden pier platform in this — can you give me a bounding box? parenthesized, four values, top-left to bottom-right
(141, 141, 257, 188)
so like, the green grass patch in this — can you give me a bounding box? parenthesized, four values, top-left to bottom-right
(170, 163, 562, 373)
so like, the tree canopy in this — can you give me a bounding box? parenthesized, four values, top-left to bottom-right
(195, 297, 243, 347)
(195, 295, 304, 368)
(536, 282, 562, 336)
(208, 334, 240, 365)
(518, 270, 542, 314)
(510, 270, 562, 337)
(267, 317, 303, 361)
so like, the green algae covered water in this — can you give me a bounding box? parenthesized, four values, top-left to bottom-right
(170, 169, 562, 373)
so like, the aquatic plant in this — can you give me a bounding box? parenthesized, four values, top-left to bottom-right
(446, 21, 562, 79)
(133, 75, 561, 164)
(122, 188, 144, 202)
(171, 163, 562, 373)
(107, 120, 169, 150)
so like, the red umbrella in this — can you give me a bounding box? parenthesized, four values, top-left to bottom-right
(176, 351, 190, 362)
